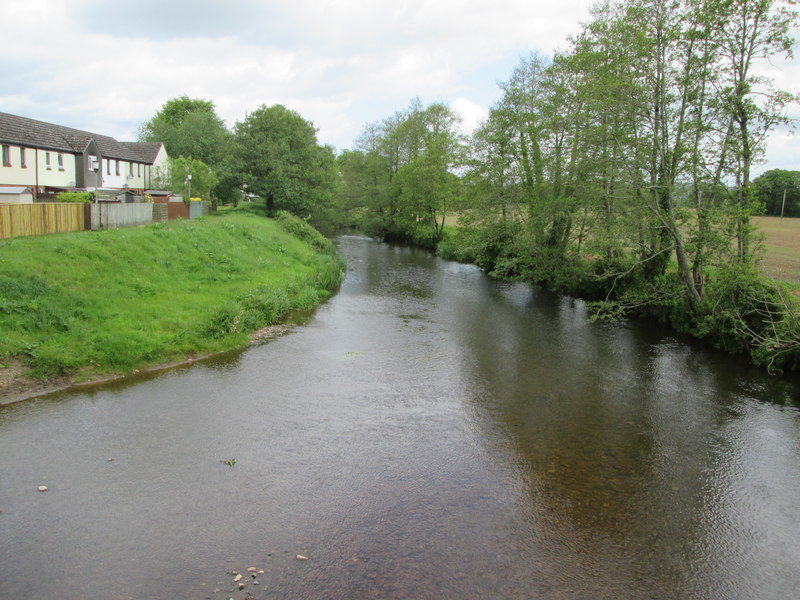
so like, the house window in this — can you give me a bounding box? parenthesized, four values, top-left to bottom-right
(106, 158, 110, 175)
(129, 162, 133, 176)
(58, 153, 64, 170)
(115, 160, 120, 176)
(20, 147, 27, 168)
(2, 145, 10, 166)
(46, 152, 51, 169)
(138, 163, 141, 176)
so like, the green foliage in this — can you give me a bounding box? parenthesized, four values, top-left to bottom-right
(55, 191, 94, 203)
(337, 99, 465, 244)
(0, 211, 344, 378)
(138, 95, 231, 167)
(274, 210, 337, 254)
(753, 169, 800, 217)
(693, 266, 800, 372)
(168, 156, 218, 200)
(200, 287, 291, 339)
(231, 104, 338, 223)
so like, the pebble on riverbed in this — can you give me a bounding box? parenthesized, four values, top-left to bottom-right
(37, 486, 48, 492)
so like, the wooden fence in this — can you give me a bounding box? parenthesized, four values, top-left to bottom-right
(0, 203, 85, 239)
(90, 203, 154, 230)
(1, 201, 208, 240)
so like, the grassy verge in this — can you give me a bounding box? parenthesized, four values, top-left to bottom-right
(0, 209, 344, 383)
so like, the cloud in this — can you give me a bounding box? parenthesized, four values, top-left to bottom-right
(450, 98, 489, 135)
(2, 0, 798, 168)
(2, 0, 596, 149)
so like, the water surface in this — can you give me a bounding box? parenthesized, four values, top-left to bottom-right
(1, 236, 799, 599)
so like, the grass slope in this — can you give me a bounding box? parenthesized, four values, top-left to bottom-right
(0, 210, 344, 380)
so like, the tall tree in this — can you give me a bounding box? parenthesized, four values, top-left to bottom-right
(710, 0, 798, 261)
(232, 104, 337, 220)
(138, 96, 231, 167)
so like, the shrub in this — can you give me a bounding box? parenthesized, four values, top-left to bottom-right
(56, 191, 94, 203)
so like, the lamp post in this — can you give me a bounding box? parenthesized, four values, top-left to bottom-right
(185, 173, 192, 201)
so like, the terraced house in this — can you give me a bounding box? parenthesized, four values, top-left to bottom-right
(0, 112, 168, 200)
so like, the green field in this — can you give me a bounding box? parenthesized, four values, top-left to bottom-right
(0, 210, 344, 382)
(755, 216, 800, 284)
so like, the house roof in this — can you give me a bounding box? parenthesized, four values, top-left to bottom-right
(0, 187, 32, 194)
(0, 112, 159, 163)
(122, 142, 164, 163)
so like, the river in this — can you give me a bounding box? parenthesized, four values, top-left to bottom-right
(1, 235, 799, 599)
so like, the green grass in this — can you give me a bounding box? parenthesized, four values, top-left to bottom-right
(754, 216, 800, 283)
(0, 210, 344, 379)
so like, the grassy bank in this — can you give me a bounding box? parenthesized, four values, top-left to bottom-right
(0, 209, 344, 384)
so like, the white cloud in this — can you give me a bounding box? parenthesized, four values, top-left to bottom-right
(451, 98, 489, 135)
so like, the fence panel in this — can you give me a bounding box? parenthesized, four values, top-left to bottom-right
(152, 203, 168, 223)
(168, 203, 189, 220)
(91, 203, 154, 230)
(189, 201, 203, 219)
(0, 203, 85, 239)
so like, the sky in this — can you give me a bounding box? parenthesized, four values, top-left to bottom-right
(2, 0, 798, 174)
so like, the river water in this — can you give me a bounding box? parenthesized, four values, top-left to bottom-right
(1, 236, 799, 600)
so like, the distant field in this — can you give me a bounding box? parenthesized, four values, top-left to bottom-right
(754, 216, 800, 284)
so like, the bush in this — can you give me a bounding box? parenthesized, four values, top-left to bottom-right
(692, 266, 800, 372)
(56, 191, 94, 203)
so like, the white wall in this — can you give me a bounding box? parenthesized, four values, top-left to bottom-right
(0, 145, 76, 188)
(101, 158, 148, 189)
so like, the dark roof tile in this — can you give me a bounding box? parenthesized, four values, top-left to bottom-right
(0, 112, 157, 163)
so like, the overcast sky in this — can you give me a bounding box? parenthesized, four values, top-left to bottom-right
(3, 0, 798, 173)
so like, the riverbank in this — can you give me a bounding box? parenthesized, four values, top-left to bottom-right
(436, 221, 800, 373)
(0, 324, 290, 406)
(0, 210, 344, 403)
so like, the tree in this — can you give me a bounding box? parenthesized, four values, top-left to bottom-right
(232, 104, 337, 220)
(393, 150, 462, 244)
(168, 156, 218, 201)
(138, 96, 231, 167)
(336, 99, 466, 242)
(709, 0, 798, 260)
(753, 169, 800, 216)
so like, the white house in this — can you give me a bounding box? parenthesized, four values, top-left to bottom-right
(0, 112, 169, 199)
(121, 142, 170, 189)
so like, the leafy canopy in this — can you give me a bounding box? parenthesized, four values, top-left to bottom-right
(232, 104, 337, 219)
(138, 95, 231, 166)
